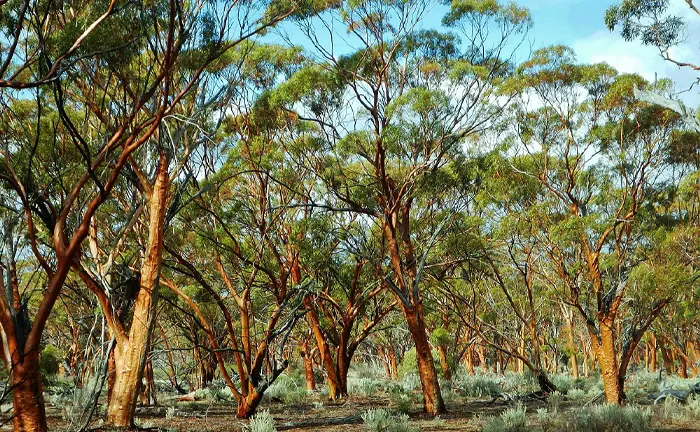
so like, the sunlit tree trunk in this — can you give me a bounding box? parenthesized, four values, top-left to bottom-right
(565, 312, 579, 379)
(300, 339, 316, 391)
(106, 152, 168, 427)
(597, 321, 622, 404)
(306, 296, 344, 400)
(10, 349, 46, 432)
(404, 303, 445, 415)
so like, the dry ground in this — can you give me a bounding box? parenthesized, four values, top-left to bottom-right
(35, 394, 700, 432)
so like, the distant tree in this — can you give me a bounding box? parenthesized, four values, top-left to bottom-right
(507, 46, 683, 403)
(277, 0, 532, 415)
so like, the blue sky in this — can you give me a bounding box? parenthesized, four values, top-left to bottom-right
(427, 0, 698, 104)
(273, 1, 699, 106)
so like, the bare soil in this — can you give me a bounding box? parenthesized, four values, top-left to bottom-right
(37, 395, 700, 432)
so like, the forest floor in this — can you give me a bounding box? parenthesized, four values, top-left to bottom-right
(6, 368, 698, 431)
(39, 392, 700, 431)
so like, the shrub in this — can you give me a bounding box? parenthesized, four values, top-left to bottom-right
(550, 374, 574, 394)
(689, 394, 700, 418)
(347, 377, 380, 396)
(482, 403, 527, 432)
(397, 348, 441, 379)
(547, 391, 564, 412)
(397, 349, 418, 379)
(264, 374, 306, 404)
(166, 406, 176, 419)
(361, 408, 419, 432)
(566, 388, 586, 401)
(389, 393, 412, 414)
(441, 388, 461, 405)
(660, 394, 700, 423)
(536, 407, 557, 432)
(569, 404, 651, 432)
(40, 345, 62, 381)
(453, 373, 501, 397)
(400, 373, 420, 393)
(194, 386, 233, 402)
(353, 363, 385, 379)
(246, 410, 277, 432)
(430, 415, 446, 428)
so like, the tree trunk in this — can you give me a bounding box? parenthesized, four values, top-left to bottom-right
(565, 317, 579, 379)
(466, 345, 475, 375)
(337, 353, 351, 395)
(12, 350, 48, 432)
(139, 359, 157, 406)
(438, 345, 451, 380)
(598, 322, 623, 404)
(106, 152, 168, 427)
(107, 341, 149, 426)
(518, 324, 526, 373)
(389, 345, 398, 379)
(659, 337, 673, 373)
(301, 341, 316, 391)
(305, 297, 344, 400)
(580, 335, 590, 378)
(404, 305, 445, 415)
(649, 333, 657, 372)
(107, 346, 116, 405)
(236, 390, 263, 419)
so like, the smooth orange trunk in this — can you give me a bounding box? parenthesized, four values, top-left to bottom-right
(404, 305, 445, 415)
(12, 351, 47, 432)
(106, 153, 168, 426)
(598, 322, 623, 404)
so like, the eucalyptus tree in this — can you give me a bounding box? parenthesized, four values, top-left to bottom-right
(506, 46, 684, 403)
(154, 40, 330, 418)
(446, 151, 563, 392)
(0, 0, 136, 89)
(0, 1, 301, 429)
(302, 216, 397, 399)
(273, 0, 531, 415)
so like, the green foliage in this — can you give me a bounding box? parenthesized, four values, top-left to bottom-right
(361, 408, 419, 432)
(443, 0, 532, 28)
(430, 327, 451, 346)
(453, 370, 502, 397)
(482, 403, 528, 432)
(397, 348, 442, 379)
(605, 0, 684, 47)
(264, 375, 308, 405)
(40, 345, 62, 378)
(245, 409, 277, 432)
(569, 404, 651, 432)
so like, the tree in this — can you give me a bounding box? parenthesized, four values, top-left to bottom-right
(507, 46, 682, 403)
(0, 0, 299, 428)
(303, 218, 396, 399)
(278, 0, 531, 415)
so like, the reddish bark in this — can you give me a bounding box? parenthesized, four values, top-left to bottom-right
(106, 152, 168, 427)
(11, 350, 46, 432)
(404, 304, 446, 415)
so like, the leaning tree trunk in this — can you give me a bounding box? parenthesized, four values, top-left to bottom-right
(404, 304, 446, 415)
(106, 153, 168, 427)
(11, 350, 47, 432)
(306, 297, 345, 400)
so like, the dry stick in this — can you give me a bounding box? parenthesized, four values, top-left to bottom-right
(78, 337, 116, 432)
